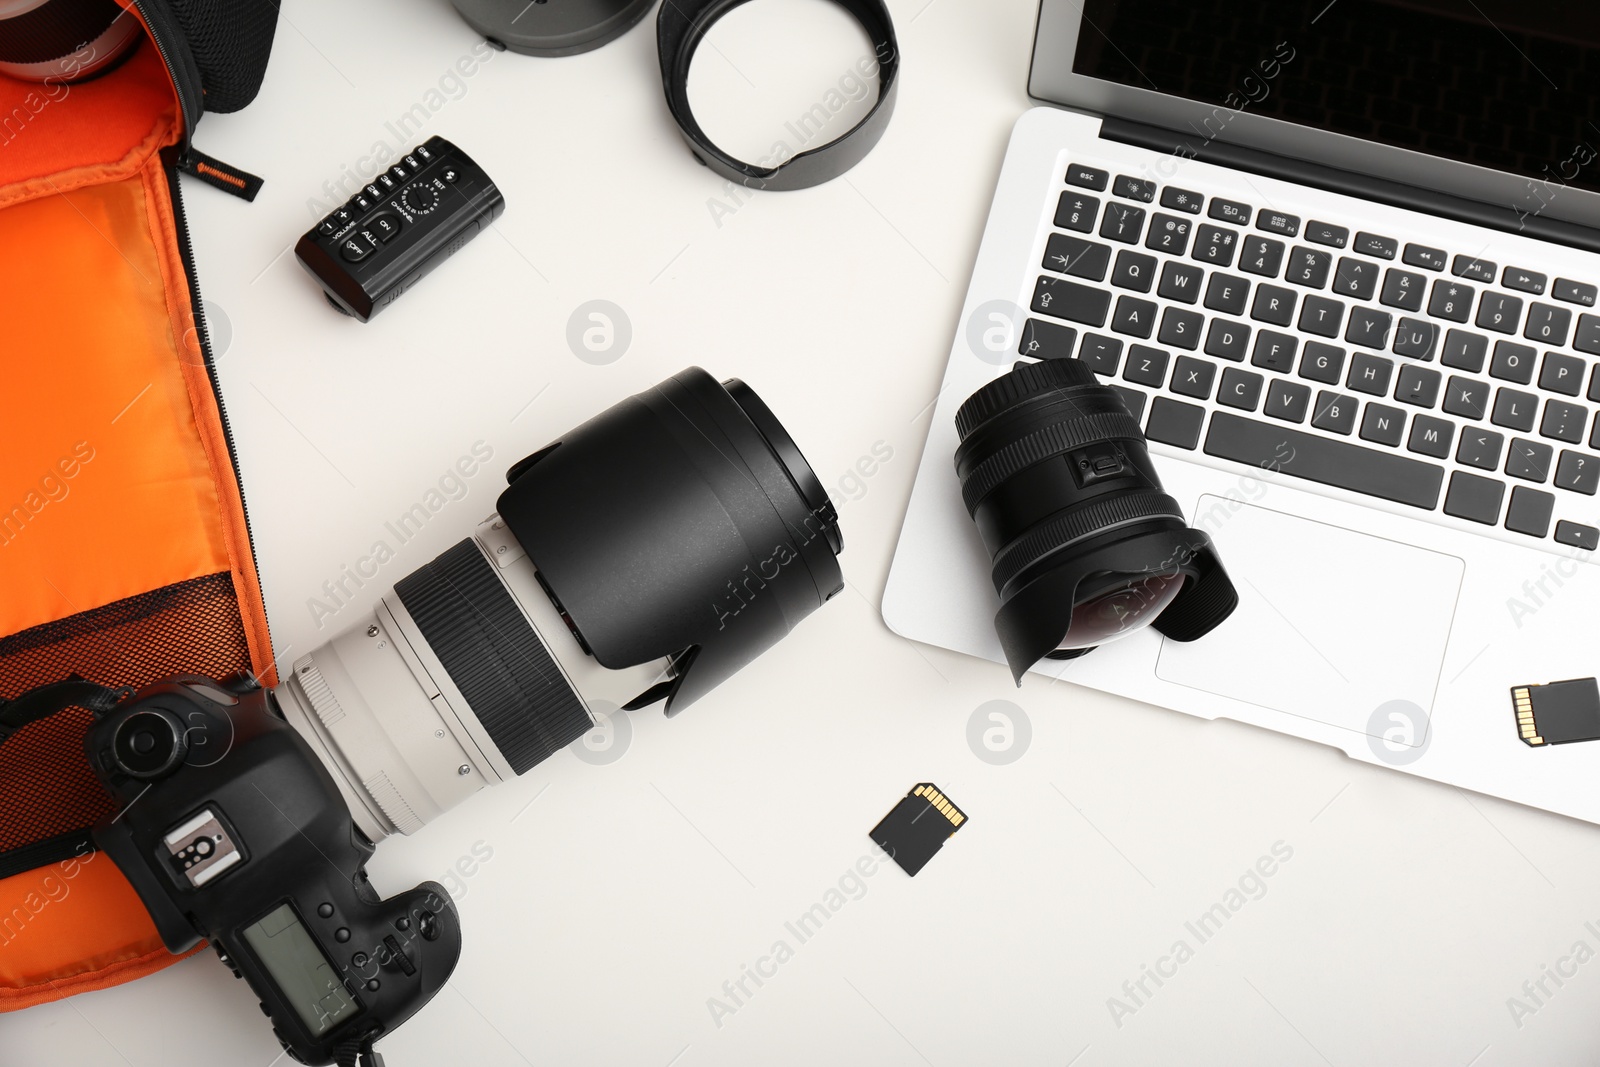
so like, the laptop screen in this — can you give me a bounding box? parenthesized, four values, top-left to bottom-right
(1072, 0, 1600, 196)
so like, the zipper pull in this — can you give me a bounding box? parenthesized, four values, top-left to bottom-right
(177, 147, 264, 202)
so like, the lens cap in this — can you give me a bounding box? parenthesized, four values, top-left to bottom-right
(111, 708, 189, 780)
(449, 0, 654, 57)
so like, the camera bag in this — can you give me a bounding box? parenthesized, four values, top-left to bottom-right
(0, 0, 279, 1012)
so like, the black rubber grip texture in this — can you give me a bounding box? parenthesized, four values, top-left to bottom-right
(959, 407, 1146, 515)
(989, 490, 1184, 593)
(954, 357, 1097, 439)
(394, 539, 590, 776)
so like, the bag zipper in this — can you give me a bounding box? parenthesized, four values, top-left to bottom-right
(131, 0, 202, 151)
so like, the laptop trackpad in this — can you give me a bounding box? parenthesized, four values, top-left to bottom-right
(1155, 497, 1464, 741)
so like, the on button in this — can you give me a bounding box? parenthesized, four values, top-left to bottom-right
(368, 213, 402, 243)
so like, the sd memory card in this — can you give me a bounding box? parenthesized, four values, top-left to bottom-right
(870, 783, 966, 876)
(1513, 678, 1600, 747)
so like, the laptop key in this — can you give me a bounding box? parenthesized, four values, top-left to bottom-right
(1380, 268, 1426, 311)
(1285, 246, 1332, 288)
(1333, 257, 1379, 300)
(1252, 330, 1298, 372)
(1192, 224, 1239, 266)
(1348, 352, 1396, 396)
(1055, 192, 1100, 233)
(1250, 283, 1297, 326)
(1170, 356, 1217, 399)
(1218, 368, 1265, 411)
(1208, 198, 1251, 225)
(1018, 318, 1077, 360)
(1443, 471, 1505, 525)
(1264, 379, 1312, 423)
(1204, 319, 1251, 362)
(1505, 486, 1555, 537)
(1100, 203, 1146, 243)
(1395, 364, 1442, 407)
(1075, 333, 1123, 375)
(1360, 403, 1407, 447)
(1043, 233, 1112, 280)
(1113, 175, 1156, 202)
(1555, 520, 1600, 550)
(1158, 260, 1204, 303)
(1452, 255, 1496, 282)
(1492, 388, 1539, 432)
(1112, 296, 1158, 338)
(1305, 222, 1349, 248)
(1556, 450, 1600, 495)
(1441, 328, 1489, 372)
(1393, 318, 1439, 361)
(1204, 273, 1250, 316)
(1503, 267, 1547, 295)
(1312, 391, 1358, 435)
(1442, 376, 1489, 420)
(1111, 385, 1147, 422)
(1540, 399, 1587, 444)
(1554, 279, 1597, 307)
(1299, 342, 1345, 384)
(1299, 295, 1345, 337)
(1577, 314, 1600, 355)
(1206, 412, 1443, 509)
(1539, 352, 1585, 396)
(1477, 291, 1523, 333)
(1144, 213, 1193, 255)
(1256, 211, 1300, 237)
(1160, 186, 1203, 214)
(1524, 303, 1572, 346)
(1158, 307, 1204, 350)
(1457, 427, 1504, 470)
(1066, 164, 1109, 190)
(1112, 250, 1157, 292)
(1591, 366, 1600, 404)
(1240, 236, 1285, 278)
(1354, 231, 1398, 259)
(1402, 243, 1447, 271)
(1032, 276, 1111, 327)
(1426, 279, 1473, 323)
(1407, 414, 1455, 458)
(1490, 340, 1536, 384)
(1506, 438, 1553, 482)
(1345, 307, 1393, 350)
(1123, 345, 1169, 387)
(1145, 397, 1205, 449)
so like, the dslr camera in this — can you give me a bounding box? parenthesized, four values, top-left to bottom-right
(46, 369, 844, 1066)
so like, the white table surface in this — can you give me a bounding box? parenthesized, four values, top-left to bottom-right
(13, 1, 1600, 1064)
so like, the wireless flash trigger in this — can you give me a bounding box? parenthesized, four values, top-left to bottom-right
(449, 0, 655, 56)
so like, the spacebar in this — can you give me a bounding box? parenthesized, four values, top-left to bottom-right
(1204, 413, 1444, 510)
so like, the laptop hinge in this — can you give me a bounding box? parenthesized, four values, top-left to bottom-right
(1100, 117, 1600, 256)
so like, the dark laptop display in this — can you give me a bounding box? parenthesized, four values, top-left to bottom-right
(1073, 0, 1600, 195)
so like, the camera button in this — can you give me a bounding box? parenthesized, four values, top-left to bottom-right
(318, 903, 335, 918)
(335, 927, 351, 943)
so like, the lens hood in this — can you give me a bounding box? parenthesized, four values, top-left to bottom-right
(497, 368, 843, 715)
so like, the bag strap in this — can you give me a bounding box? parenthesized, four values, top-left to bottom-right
(0, 676, 125, 745)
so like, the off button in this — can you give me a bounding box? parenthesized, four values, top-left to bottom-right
(339, 233, 376, 262)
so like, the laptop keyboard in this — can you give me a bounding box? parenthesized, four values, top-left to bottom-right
(1020, 161, 1600, 553)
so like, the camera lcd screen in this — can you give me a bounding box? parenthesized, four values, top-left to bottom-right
(1072, 0, 1600, 195)
(240, 903, 361, 1036)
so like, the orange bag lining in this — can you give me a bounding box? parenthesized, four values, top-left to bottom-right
(0, 13, 274, 1010)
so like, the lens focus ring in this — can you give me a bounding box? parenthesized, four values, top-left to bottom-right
(989, 489, 1184, 594)
(959, 407, 1145, 516)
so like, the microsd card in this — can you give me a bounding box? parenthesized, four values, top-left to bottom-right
(870, 783, 966, 876)
(1512, 678, 1600, 747)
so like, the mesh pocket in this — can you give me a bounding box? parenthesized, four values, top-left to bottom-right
(168, 0, 280, 114)
(0, 573, 252, 858)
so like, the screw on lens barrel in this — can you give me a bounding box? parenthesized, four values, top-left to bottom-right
(952, 358, 1225, 680)
(111, 708, 190, 780)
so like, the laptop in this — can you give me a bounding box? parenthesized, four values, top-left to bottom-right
(884, 0, 1600, 823)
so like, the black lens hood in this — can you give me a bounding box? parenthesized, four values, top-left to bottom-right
(657, 0, 899, 190)
(497, 368, 843, 715)
(993, 521, 1238, 684)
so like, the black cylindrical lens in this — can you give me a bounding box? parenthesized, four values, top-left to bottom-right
(0, 0, 140, 82)
(954, 359, 1230, 681)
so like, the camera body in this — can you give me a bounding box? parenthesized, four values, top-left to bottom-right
(86, 676, 460, 1065)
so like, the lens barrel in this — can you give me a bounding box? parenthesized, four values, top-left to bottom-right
(954, 359, 1236, 681)
(0, 0, 140, 82)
